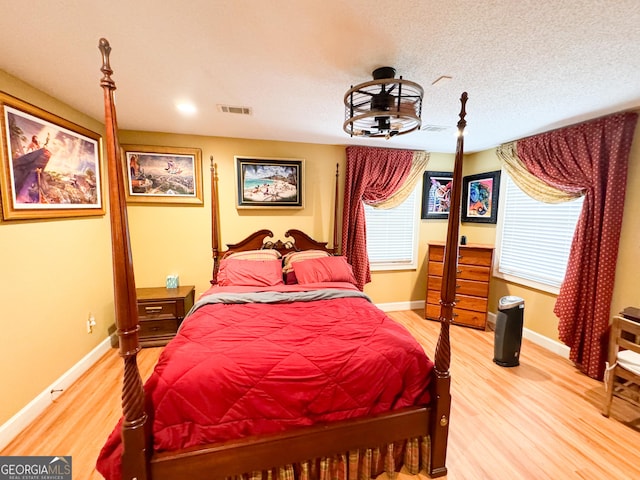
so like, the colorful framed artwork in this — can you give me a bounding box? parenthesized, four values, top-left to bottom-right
(462, 170, 501, 223)
(121, 145, 203, 204)
(0, 91, 104, 220)
(235, 156, 304, 209)
(421, 170, 453, 219)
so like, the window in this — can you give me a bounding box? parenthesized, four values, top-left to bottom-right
(364, 184, 420, 271)
(495, 171, 584, 293)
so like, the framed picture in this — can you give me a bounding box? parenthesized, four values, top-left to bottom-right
(462, 170, 501, 223)
(121, 145, 203, 204)
(0, 92, 104, 220)
(421, 170, 453, 219)
(235, 156, 304, 209)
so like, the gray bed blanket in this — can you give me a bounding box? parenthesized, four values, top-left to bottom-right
(185, 288, 372, 320)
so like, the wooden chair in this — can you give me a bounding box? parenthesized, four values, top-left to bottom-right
(603, 315, 640, 417)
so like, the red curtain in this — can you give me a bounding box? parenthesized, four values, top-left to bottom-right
(516, 112, 638, 379)
(341, 146, 414, 290)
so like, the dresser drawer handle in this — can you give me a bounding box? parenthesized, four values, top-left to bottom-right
(151, 326, 161, 331)
(455, 284, 461, 289)
(456, 269, 462, 274)
(145, 306, 163, 313)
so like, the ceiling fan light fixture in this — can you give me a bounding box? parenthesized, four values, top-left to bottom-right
(343, 66, 423, 139)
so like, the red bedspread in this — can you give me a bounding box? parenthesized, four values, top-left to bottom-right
(97, 284, 434, 479)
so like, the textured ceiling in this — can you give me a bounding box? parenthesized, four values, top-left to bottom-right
(1, 1, 639, 153)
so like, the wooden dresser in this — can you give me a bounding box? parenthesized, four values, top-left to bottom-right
(425, 243, 494, 330)
(136, 285, 195, 347)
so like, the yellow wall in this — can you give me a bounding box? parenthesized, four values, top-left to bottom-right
(117, 132, 457, 304)
(0, 71, 114, 425)
(117, 131, 350, 298)
(2, 65, 639, 428)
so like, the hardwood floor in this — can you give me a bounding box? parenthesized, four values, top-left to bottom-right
(2, 310, 639, 479)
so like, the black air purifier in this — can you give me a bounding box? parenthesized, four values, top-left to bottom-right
(494, 296, 524, 367)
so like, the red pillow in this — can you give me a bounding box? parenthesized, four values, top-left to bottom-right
(292, 256, 357, 285)
(217, 258, 284, 287)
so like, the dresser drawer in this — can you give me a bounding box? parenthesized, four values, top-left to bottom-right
(139, 318, 179, 337)
(428, 262, 491, 281)
(452, 309, 487, 329)
(458, 247, 493, 267)
(425, 303, 487, 329)
(428, 245, 493, 268)
(427, 275, 490, 297)
(427, 290, 488, 312)
(138, 300, 178, 320)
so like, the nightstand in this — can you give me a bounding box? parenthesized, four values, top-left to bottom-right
(136, 285, 195, 347)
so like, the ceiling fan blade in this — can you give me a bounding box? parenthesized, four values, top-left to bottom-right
(351, 99, 371, 109)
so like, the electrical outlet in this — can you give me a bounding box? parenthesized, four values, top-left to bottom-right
(87, 314, 96, 334)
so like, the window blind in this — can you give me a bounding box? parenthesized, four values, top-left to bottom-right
(364, 185, 419, 269)
(497, 173, 584, 289)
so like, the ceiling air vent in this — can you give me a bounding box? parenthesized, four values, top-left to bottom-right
(217, 104, 252, 115)
(422, 124, 452, 133)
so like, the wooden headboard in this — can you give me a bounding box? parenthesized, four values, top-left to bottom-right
(208, 160, 340, 283)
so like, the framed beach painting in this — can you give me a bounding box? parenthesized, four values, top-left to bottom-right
(421, 170, 453, 219)
(121, 145, 203, 204)
(0, 91, 104, 221)
(235, 156, 304, 209)
(462, 170, 501, 223)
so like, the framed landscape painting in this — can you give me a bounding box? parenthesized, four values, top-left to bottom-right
(462, 170, 501, 223)
(235, 156, 304, 209)
(121, 145, 203, 204)
(0, 92, 104, 220)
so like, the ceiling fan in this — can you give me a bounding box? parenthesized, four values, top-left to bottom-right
(343, 67, 424, 139)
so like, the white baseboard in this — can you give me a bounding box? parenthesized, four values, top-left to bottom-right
(0, 336, 113, 451)
(488, 311, 570, 358)
(376, 300, 424, 313)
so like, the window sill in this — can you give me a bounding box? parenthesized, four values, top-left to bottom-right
(492, 269, 560, 296)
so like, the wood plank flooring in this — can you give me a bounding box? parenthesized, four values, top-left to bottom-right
(2, 310, 639, 479)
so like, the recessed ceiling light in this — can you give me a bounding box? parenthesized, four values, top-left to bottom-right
(176, 102, 197, 115)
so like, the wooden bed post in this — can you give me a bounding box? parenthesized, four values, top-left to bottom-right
(429, 92, 468, 477)
(210, 157, 220, 283)
(334, 162, 340, 253)
(99, 38, 148, 480)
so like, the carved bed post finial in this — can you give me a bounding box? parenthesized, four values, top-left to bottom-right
(98, 38, 115, 89)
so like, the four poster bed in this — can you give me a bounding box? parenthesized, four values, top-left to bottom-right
(96, 38, 468, 480)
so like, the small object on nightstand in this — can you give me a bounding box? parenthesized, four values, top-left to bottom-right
(166, 274, 179, 289)
(136, 285, 195, 347)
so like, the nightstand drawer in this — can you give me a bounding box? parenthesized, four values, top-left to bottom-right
(138, 300, 178, 320)
(139, 318, 179, 337)
(136, 285, 195, 347)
